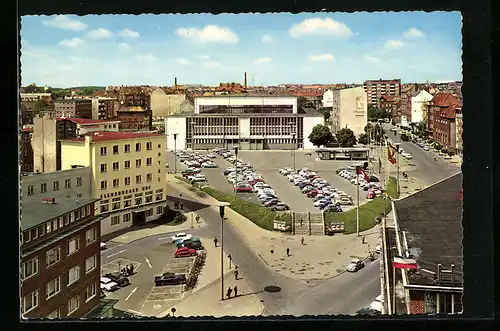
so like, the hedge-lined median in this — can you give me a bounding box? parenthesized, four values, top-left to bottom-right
(324, 176, 399, 234)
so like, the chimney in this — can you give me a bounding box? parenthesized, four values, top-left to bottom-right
(437, 264, 442, 282)
(174, 77, 178, 89)
(244, 72, 247, 88)
(450, 264, 455, 282)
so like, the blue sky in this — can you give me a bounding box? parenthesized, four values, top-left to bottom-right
(20, 12, 462, 87)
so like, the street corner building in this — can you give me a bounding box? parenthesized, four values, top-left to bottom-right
(20, 194, 103, 319)
(322, 86, 368, 136)
(164, 95, 324, 151)
(386, 172, 463, 315)
(59, 131, 167, 236)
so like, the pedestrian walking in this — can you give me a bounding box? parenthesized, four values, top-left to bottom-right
(130, 264, 134, 275)
(234, 285, 238, 297)
(234, 269, 239, 280)
(301, 237, 305, 245)
(226, 287, 233, 299)
(362, 235, 366, 244)
(286, 247, 290, 257)
(180, 201, 184, 210)
(299, 219, 303, 227)
(213, 237, 218, 247)
(195, 215, 200, 223)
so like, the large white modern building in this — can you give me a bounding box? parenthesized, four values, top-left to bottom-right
(409, 90, 434, 123)
(165, 95, 324, 151)
(326, 87, 368, 135)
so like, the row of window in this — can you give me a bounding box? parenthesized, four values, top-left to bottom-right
(26, 177, 83, 195)
(23, 205, 92, 244)
(110, 206, 163, 226)
(100, 157, 159, 172)
(100, 142, 160, 156)
(100, 190, 163, 212)
(22, 282, 98, 317)
(22, 227, 98, 280)
(100, 173, 161, 190)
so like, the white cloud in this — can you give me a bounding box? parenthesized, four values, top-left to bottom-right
(87, 28, 114, 40)
(42, 15, 88, 31)
(309, 54, 335, 62)
(59, 38, 84, 48)
(118, 42, 131, 51)
(175, 25, 239, 44)
(289, 18, 353, 38)
(204, 61, 221, 68)
(118, 28, 140, 38)
(385, 40, 404, 49)
(364, 55, 381, 63)
(254, 57, 272, 64)
(177, 58, 194, 66)
(403, 27, 425, 38)
(137, 54, 156, 61)
(197, 55, 210, 60)
(261, 35, 274, 43)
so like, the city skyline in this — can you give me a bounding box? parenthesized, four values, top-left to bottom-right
(20, 12, 462, 87)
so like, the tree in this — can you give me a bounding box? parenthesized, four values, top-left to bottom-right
(336, 128, 357, 147)
(31, 100, 52, 121)
(52, 89, 69, 100)
(308, 124, 334, 147)
(318, 107, 331, 122)
(358, 133, 369, 145)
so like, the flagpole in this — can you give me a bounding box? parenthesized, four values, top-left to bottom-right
(356, 167, 360, 237)
(396, 143, 401, 195)
(393, 263, 396, 314)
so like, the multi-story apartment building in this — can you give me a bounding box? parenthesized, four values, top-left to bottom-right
(455, 107, 463, 156)
(379, 95, 402, 122)
(165, 95, 324, 151)
(117, 106, 153, 131)
(94, 98, 119, 120)
(150, 88, 187, 118)
(21, 93, 54, 103)
(20, 193, 102, 318)
(118, 92, 151, 110)
(59, 132, 167, 236)
(363, 79, 402, 108)
(21, 127, 34, 173)
(408, 90, 434, 124)
(324, 87, 367, 135)
(426, 93, 461, 152)
(54, 99, 93, 119)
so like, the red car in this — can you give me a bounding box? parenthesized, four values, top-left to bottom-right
(234, 184, 253, 192)
(174, 247, 197, 258)
(307, 190, 319, 198)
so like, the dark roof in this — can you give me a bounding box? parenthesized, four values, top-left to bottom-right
(21, 197, 99, 230)
(394, 172, 463, 287)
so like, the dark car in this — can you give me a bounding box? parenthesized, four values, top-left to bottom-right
(355, 308, 381, 316)
(298, 182, 310, 189)
(154, 272, 187, 286)
(104, 273, 131, 287)
(183, 237, 204, 250)
(307, 189, 319, 198)
(271, 203, 289, 211)
(324, 205, 342, 212)
(264, 199, 280, 207)
(369, 175, 379, 182)
(301, 186, 315, 193)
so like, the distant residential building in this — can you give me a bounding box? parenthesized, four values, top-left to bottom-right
(118, 92, 151, 110)
(21, 93, 54, 103)
(21, 127, 34, 173)
(117, 106, 152, 131)
(426, 93, 462, 152)
(215, 82, 247, 94)
(455, 107, 463, 156)
(54, 99, 93, 119)
(379, 95, 402, 122)
(326, 87, 368, 135)
(363, 79, 402, 107)
(59, 132, 167, 236)
(91, 98, 118, 120)
(150, 88, 187, 118)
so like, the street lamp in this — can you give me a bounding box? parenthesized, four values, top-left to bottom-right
(289, 121, 294, 156)
(291, 132, 296, 172)
(190, 120, 196, 151)
(233, 146, 239, 195)
(170, 133, 179, 174)
(218, 202, 231, 301)
(394, 142, 401, 195)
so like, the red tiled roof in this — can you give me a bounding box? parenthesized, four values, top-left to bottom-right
(440, 103, 461, 119)
(428, 93, 460, 107)
(61, 131, 161, 142)
(295, 91, 324, 97)
(57, 118, 118, 125)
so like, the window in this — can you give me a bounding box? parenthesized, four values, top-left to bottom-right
(46, 222, 52, 234)
(70, 212, 75, 223)
(158, 152, 162, 157)
(101, 180, 107, 190)
(124, 195, 132, 207)
(100, 163, 107, 173)
(124, 144, 130, 153)
(22, 290, 39, 314)
(113, 145, 119, 154)
(85, 255, 97, 273)
(136, 159, 141, 168)
(31, 228, 38, 240)
(156, 190, 163, 201)
(135, 197, 143, 205)
(46, 276, 61, 299)
(67, 295, 80, 315)
(41, 183, 47, 193)
(146, 142, 152, 150)
(424, 292, 437, 314)
(145, 208, 153, 217)
(158, 144, 161, 148)
(68, 237, 80, 255)
(68, 265, 80, 286)
(63, 214, 69, 225)
(53, 181, 59, 191)
(113, 179, 119, 188)
(27, 185, 34, 195)
(125, 177, 131, 186)
(65, 179, 71, 188)
(86, 228, 96, 245)
(100, 200, 109, 213)
(124, 160, 131, 169)
(146, 157, 152, 166)
(156, 206, 164, 215)
(51, 219, 58, 231)
(47, 308, 61, 319)
(100, 147, 107, 156)
(135, 175, 142, 184)
(123, 213, 131, 222)
(112, 198, 121, 210)
(85, 283, 97, 302)
(21, 257, 39, 280)
(146, 173, 152, 182)
(86, 205, 91, 216)
(113, 162, 119, 171)
(111, 215, 120, 225)
(46, 247, 61, 267)
(135, 143, 141, 152)
(76, 177, 82, 187)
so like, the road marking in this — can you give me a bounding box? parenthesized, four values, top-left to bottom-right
(153, 304, 162, 309)
(128, 309, 142, 315)
(106, 249, 127, 258)
(125, 287, 138, 301)
(158, 237, 170, 240)
(146, 257, 152, 268)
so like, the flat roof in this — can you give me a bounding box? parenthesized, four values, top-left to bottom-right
(57, 118, 120, 125)
(167, 111, 321, 118)
(315, 147, 369, 152)
(194, 94, 297, 98)
(21, 197, 99, 230)
(60, 131, 162, 143)
(394, 172, 463, 286)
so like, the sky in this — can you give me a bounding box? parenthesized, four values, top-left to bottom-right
(20, 12, 462, 87)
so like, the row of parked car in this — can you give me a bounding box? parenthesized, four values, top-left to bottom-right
(386, 138, 413, 159)
(336, 166, 382, 199)
(279, 167, 351, 212)
(176, 150, 219, 169)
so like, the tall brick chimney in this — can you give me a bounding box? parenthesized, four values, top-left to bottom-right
(244, 72, 247, 88)
(174, 77, 178, 89)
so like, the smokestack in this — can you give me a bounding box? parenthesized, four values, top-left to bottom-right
(174, 77, 178, 89)
(244, 72, 247, 88)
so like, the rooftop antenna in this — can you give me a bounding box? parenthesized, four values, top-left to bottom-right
(252, 73, 255, 87)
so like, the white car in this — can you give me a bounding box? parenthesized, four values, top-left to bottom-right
(171, 232, 192, 243)
(404, 154, 413, 159)
(100, 277, 119, 291)
(314, 199, 331, 207)
(375, 244, 381, 254)
(189, 174, 207, 182)
(369, 295, 383, 312)
(100, 242, 107, 250)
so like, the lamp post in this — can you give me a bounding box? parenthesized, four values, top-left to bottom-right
(233, 146, 239, 195)
(395, 142, 401, 195)
(289, 121, 294, 156)
(218, 202, 231, 301)
(190, 120, 196, 151)
(172, 133, 178, 174)
(291, 133, 296, 172)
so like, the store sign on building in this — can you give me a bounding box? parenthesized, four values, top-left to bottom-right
(354, 97, 365, 117)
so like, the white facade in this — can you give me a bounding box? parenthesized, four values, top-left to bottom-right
(165, 117, 187, 151)
(410, 90, 433, 123)
(194, 96, 298, 114)
(330, 87, 367, 135)
(322, 90, 334, 108)
(303, 116, 325, 149)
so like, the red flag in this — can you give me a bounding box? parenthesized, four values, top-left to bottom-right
(387, 146, 397, 165)
(393, 256, 418, 270)
(459, 188, 463, 201)
(356, 166, 370, 182)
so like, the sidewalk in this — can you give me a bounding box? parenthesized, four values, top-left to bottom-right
(157, 272, 264, 317)
(167, 174, 381, 280)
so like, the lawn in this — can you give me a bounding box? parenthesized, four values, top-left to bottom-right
(324, 176, 399, 234)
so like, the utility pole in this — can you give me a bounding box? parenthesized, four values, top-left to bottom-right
(289, 121, 293, 156)
(190, 120, 196, 151)
(292, 133, 296, 172)
(356, 165, 360, 236)
(173, 133, 178, 174)
(395, 142, 401, 195)
(234, 147, 239, 195)
(218, 202, 230, 301)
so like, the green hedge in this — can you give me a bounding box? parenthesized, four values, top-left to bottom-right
(324, 176, 399, 234)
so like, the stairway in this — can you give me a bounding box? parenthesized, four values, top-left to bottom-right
(292, 212, 325, 236)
